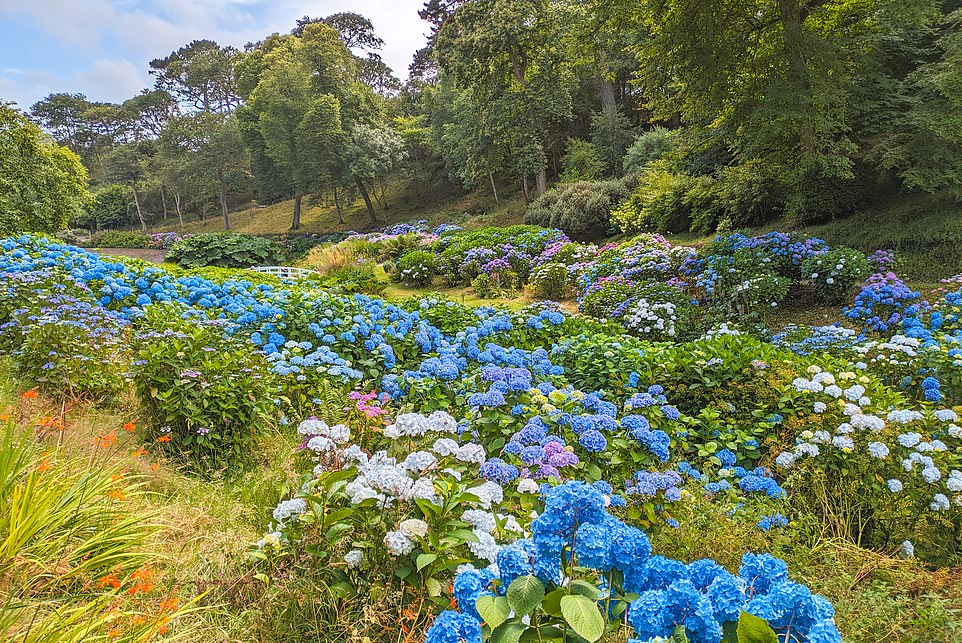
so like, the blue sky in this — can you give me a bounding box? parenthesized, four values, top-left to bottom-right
(0, 0, 429, 109)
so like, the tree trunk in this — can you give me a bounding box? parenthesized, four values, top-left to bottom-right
(174, 193, 184, 226)
(219, 171, 230, 230)
(536, 169, 547, 195)
(356, 177, 377, 227)
(777, 0, 815, 154)
(292, 193, 302, 230)
(489, 173, 499, 204)
(131, 184, 147, 233)
(333, 187, 344, 224)
(160, 185, 168, 220)
(522, 176, 530, 203)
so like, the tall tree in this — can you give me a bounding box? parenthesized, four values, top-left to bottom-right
(149, 40, 241, 113)
(434, 0, 574, 196)
(243, 25, 354, 229)
(0, 103, 91, 234)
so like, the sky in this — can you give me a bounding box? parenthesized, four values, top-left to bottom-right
(0, 0, 430, 110)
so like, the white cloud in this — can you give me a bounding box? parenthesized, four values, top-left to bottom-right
(0, 68, 60, 109)
(0, 0, 430, 108)
(76, 58, 145, 102)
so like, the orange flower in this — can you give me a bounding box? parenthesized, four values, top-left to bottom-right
(108, 490, 126, 501)
(96, 433, 117, 447)
(98, 574, 121, 589)
(0, 413, 10, 421)
(21, 389, 38, 399)
(107, 629, 121, 638)
(37, 460, 49, 472)
(110, 471, 126, 482)
(132, 449, 148, 458)
(156, 435, 171, 443)
(158, 596, 180, 613)
(150, 463, 160, 471)
(128, 567, 157, 595)
(123, 421, 137, 432)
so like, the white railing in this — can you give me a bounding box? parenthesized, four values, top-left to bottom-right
(249, 266, 318, 280)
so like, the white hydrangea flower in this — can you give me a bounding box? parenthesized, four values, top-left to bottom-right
(399, 518, 429, 539)
(922, 466, 942, 483)
(462, 509, 497, 533)
(402, 450, 438, 473)
(775, 452, 796, 468)
(947, 471, 962, 492)
(832, 435, 854, 451)
(272, 498, 307, 525)
(344, 549, 363, 568)
(427, 410, 458, 433)
(824, 385, 842, 398)
(851, 414, 884, 432)
(499, 514, 524, 534)
(867, 441, 889, 459)
(796, 443, 820, 457)
(887, 479, 903, 492)
(934, 409, 958, 423)
(897, 432, 922, 448)
(442, 467, 463, 481)
(456, 443, 486, 464)
(467, 529, 499, 562)
(298, 418, 329, 436)
(306, 435, 335, 453)
(813, 402, 827, 413)
(468, 481, 504, 509)
(342, 444, 368, 464)
(931, 493, 950, 511)
(405, 477, 440, 504)
(384, 530, 415, 556)
(517, 478, 540, 493)
(432, 438, 460, 457)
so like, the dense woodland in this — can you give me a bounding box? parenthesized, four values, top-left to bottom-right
(4, 1, 962, 237)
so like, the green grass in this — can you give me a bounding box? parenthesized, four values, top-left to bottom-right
(154, 174, 527, 237)
(788, 192, 962, 281)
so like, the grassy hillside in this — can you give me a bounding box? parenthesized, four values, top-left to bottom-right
(155, 175, 527, 236)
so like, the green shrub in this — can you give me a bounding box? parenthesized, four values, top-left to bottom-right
(395, 249, 436, 287)
(87, 229, 149, 249)
(623, 127, 678, 175)
(524, 179, 629, 241)
(558, 138, 606, 182)
(800, 247, 871, 303)
(610, 160, 694, 234)
(167, 232, 284, 269)
(132, 307, 277, 473)
(87, 184, 133, 229)
(321, 263, 387, 295)
(471, 272, 496, 297)
(530, 262, 574, 301)
(580, 279, 644, 321)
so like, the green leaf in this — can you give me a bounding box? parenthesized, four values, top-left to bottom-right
(476, 595, 511, 629)
(506, 575, 545, 616)
(541, 588, 566, 617)
(569, 579, 600, 599)
(416, 553, 438, 571)
(489, 620, 526, 643)
(669, 625, 690, 642)
(560, 594, 605, 642)
(736, 611, 779, 643)
(425, 578, 443, 597)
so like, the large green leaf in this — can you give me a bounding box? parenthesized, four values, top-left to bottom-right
(490, 620, 526, 643)
(541, 588, 566, 617)
(416, 553, 437, 571)
(506, 575, 545, 616)
(560, 594, 605, 642)
(476, 595, 511, 629)
(736, 612, 779, 643)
